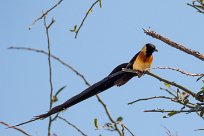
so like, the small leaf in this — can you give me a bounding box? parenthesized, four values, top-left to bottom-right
(99, 0, 102, 8)
(183, 99, 189, 105)
(55, 86, 67, 97)
(163, 116, 167, 118)
(168, 111, 177, 117)
(117, 116, 123, 122)
(196, 75, 203, 82)
(200, 111, 204, 117)
(52, 96, 58, 102)
(94, 118, 99, 129)
(70, 25, 77, 32)
(201, 86, 204, 91)
(164, 83, 171, 88)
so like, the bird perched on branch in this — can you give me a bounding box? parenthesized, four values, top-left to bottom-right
(13, 43, 158, 127)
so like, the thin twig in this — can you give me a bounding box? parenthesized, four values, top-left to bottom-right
(143, 28, 204, 61)
(162, 125, 178, 136)
(96, 95, 122, 136)
(187, 1, 204, 14)
(123, 125, 135, 136)
(58, 116, 87, 136)
(51, 113, 60, 122)
(128, 95, 195, 108)
(146, 71, 197, 98)
(8, 47, 90, 86)
(128, 96, 173, 105)
(160, 87, 177, 97)
(121, 124, 125, 136)
(122, 68, 197, 98)
(150, 66, 204, 77)
(44, 15, 55, 136)
(144, 108, 201, 113)
(75, 0, 101, 38)
(0, 121, 31, 136)
(29, 0, 63, 29)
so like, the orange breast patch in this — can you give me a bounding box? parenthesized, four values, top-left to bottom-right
(133, 51, 153, 71)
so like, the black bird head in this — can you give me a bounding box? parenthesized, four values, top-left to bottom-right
(144, 43, 158, 57)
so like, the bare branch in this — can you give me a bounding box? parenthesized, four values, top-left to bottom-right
(162, 125, 178, 136)
(143, 28, 204, 61)
(146, 71, 197, 98)
(128, 96, 173, 105)
(75, 0, 101, 38)
(96, 95, 122, 136)
(121, 124, 125, 136)
(43, 15, 55, 136)
(144, 108, 201, 113)
(150, 66, 204, 77)
(122, 68, 197, 99)
(8, 47, 90, 86)
(58, 116, 87, 136)
(0, 121, 31, 136)
(123, 124, 135, 136)
(187, 0, 204, 14)
(160, 87, 177, 97)
(128, 94, 195, 109)
(29, 0, 63, 29)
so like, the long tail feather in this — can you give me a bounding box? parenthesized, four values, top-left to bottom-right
(12, 63, 136, 127)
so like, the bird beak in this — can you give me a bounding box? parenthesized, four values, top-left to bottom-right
(154, 48, 158, 52)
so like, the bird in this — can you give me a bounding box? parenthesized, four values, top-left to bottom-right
(12, 43, 158, 127)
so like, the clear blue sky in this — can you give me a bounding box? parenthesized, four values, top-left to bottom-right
(1, 0, 204, 136)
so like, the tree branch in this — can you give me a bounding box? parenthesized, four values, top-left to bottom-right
(150, 66, 204, 77)
(8, 47, 90, 86)
(96, 95, 122, 136)
(0, 121, 31, 136)
(143, 28, 204, 61)
(144, 108, 202, 113)
(146, 71, 197, 98)
(128, 96, 173, 105)
(122, 68, 197, 98)
(187, 0, 204, 14)
(43, 15, 55, 136)
(75, 0, 101, 38)
(29, 0, 63, 29)
(58, 116, 87, 136)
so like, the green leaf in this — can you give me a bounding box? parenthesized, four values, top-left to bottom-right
(164, 83, 171, 88)
(99, 0, 102, 8)
(55, 86, 67, 97)
(94, 118, 99, 129)
(167, 111, 177, 117)
(70, 25, 77, 32)
(200, 111, 204, 117)
(117, 116, 123, 122)
(183, 99, 189, 105)
(52, 95, 58, 102)
(201, 86, 204, 91)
